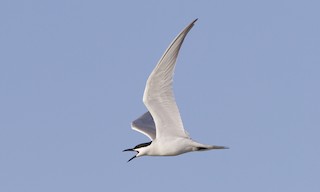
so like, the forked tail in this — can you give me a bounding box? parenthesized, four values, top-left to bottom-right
(196, 145, 229, 151)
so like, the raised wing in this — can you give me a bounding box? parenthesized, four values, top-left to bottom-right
(131, 111, 156, 140)
(143, 19, 197, 139)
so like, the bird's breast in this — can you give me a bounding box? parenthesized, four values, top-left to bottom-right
(148, 137, 193, 156)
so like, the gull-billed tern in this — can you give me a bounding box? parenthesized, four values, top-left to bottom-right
(123, 19, 228, 162)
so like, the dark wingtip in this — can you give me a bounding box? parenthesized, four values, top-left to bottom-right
(190, 18, 198, 26)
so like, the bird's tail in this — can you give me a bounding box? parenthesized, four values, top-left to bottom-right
(207, 145, 229, 150)
(194, 142, 229, 151)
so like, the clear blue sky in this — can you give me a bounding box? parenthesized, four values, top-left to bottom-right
(1, 0, 319, 191)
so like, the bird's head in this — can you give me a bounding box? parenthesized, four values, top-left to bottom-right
(123, 141, 152, 162)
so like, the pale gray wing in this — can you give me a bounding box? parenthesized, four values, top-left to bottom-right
(131, 111, 156, 140)
(143, 19, 197, 139)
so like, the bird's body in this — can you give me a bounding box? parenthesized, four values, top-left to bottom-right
(138, 137, 189, 156)
(124, 19, 228, 162)
(138, 137, 225, 157)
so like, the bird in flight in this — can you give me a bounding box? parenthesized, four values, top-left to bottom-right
(124, 19, 228, 162)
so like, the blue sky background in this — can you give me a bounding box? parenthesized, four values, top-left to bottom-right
(1, 0, 319, 191)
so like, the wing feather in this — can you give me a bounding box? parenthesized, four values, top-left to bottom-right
(131, 111, 156, 140)
(143, 19, 197, 139)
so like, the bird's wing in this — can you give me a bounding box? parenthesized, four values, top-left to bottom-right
(131, 111, 156, 140)
(143, 19, 197, 139)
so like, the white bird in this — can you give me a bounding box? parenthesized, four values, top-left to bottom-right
(124, 19, 228, 162)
